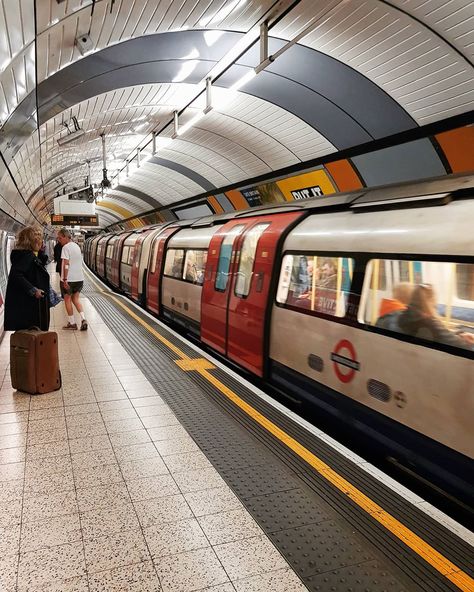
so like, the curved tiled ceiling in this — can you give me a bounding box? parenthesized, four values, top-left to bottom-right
(0, 0, 472, 226)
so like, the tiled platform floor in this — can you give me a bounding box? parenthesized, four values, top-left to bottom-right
(0, 281, 307, 591)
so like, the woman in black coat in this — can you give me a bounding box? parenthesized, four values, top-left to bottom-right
(4, 227, 50, 331)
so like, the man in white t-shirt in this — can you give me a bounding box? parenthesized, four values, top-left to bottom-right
(57, 228, 88, 331)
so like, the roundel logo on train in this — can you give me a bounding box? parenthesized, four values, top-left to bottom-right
(331, 339, 360, 383)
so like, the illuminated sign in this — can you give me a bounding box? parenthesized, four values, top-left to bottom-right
(51, 214, 98, 226)
(291, 185, 323, 200)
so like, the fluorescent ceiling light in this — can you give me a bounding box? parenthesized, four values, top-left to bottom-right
(204, 30, 225, 47)
(173, 60, 199, 83)
(57, 129, 85, 146)
(176, 111, 205, 136)
(134, 123, 147, 132)
(200, 0, 247, 26)
(229, 68, 256, 92)
(181, 48, 199, 59)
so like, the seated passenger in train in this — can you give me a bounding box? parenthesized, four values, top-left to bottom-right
(376, 283, 413, 331)
(398, 284, 474, 350)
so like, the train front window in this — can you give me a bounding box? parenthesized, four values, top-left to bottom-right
(164, 249, 185, 279)
(359, 259, 474, 352)
(277, 254, 354, 317)
(215, 225, 245, 292)
(183, 250, 207, 285)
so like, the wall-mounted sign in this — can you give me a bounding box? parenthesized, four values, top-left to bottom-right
(51, 214, 99, 226)
(291, 186, 323, 200)
(241, 187, 262, 207)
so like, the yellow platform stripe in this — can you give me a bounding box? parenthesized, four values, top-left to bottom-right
(83, 269, 473, 591)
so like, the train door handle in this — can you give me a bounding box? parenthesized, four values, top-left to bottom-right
(255, 272, 264, 293)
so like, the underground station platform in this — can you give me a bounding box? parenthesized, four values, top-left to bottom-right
(0, 268, 473, 592)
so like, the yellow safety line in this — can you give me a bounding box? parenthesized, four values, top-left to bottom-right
(83, 268, 473, 591)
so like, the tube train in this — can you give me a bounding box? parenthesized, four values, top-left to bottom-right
(85, 174, 474, 503)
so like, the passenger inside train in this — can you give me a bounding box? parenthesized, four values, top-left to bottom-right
(376, 282, 414, 331)
(398, 284, 474, 350)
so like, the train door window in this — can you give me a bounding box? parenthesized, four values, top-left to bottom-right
(121, 246, 129, 264)
(276, 254, 354, 317)
(150, 237, 160, 274)
(359, 259, 474, 352)
(164, 249, 185, 279)
(183, 250, 207, 285)
(106, 244, 114, 258)
(234, 223, 270, 298)
(215, 225, 245, 292)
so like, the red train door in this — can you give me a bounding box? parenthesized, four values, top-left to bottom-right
(146, 227, 178, 314)
(201, 212, 303, 375)
(131, 231, 152, 302)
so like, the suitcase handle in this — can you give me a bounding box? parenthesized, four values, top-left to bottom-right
(28, 326, 41, 331)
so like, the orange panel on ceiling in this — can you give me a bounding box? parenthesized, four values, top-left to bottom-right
(208, 196, 224, 213)
(435, 126, 474, 173)
(325, 159, 364, 192)
(225, 190, 249, 211)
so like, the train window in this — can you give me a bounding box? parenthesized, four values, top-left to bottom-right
(235, 224, 270, 298)
(164, 249, 185, 279)
(106, 244, 113, 258)
(183, 250, 207, 285)
(277, 254, 354, 317)
(215, 225, 245, 292)
(359, 259, 474, 352)
(150, 237, 160, 274)
(121, 246, 129, 264)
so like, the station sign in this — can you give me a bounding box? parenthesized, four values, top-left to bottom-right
(51, 214, 99, 226)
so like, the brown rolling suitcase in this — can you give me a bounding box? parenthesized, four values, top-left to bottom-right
(10, 329, 61, 394)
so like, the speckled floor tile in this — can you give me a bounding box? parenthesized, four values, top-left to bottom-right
(0, 421, 27, 436)
(105, 417, 144, 434)
(0, 498, 22, 526)
(28, 407, 64, 422)
(71, 448, 116, 470)
(162, 450, 212, 475)
(130, 397, 167, 410)
(67, 422, 108, 440)
(134, 494, 193, 528)
(0, 477, 24, 502)
(100, 407, 138, 422)
(20, 513, 82, 552)
(64, 403, 99, 416)
(66, 412, 105, 428)
(17, 542, 86, 589)
(94, 390, 127, 402)
(84, 529, 151, 574)
(147, 424, 189, 442)
(110, 429, 151, 448)
(0, 432, 27, 450)
(140, 413, 180, 430)
(144, 517, 209, 559)
(26, 440, 70, 460)
(0, 523, 21, 557)
(29, 393, 63, 411)
(17, 575, 90, 592)
(183, 486, 243, 518)
(0, 446, 25, 464)
(127, 474, 180, 502)
(73, 462, 123, 489)
(113, 442, 159, 463)
(233, 568, 308, 591)
(81, 503, 140, 539)
(98, 400, 134, 412)
(0, 460, 25, 481)
(68, 434, 112, 454)
(154, 547, 229, 592)
(88, 560, 161, 592)
(173, 467, 226, 494)
(214, 536, 287, 581)
(26, 428, 68, 446)
(23, 470, 75, 496)
(76, 481, 131, 513)
(25, 455, 72, 479)
(28, 417, 66, 433)
(198, 508, 263, 546)
(0, 553, 19, 592)
(22, 490, 78, 522)
(0, 410, 28, 424)
(119, 456, 169, 480)
(153, 437, 199, 457)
